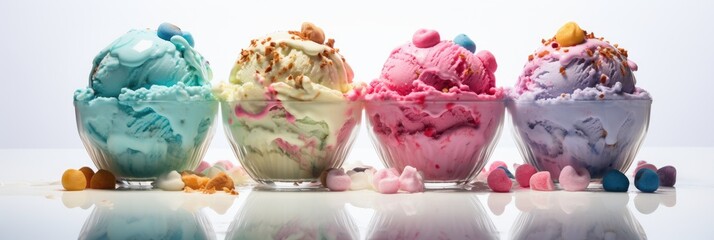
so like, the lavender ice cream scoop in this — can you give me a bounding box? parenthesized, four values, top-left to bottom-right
(508, 22, 652, 180)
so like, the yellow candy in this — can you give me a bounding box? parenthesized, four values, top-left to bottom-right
(556, 22, 586, 47)
(62, 169, 86, 191)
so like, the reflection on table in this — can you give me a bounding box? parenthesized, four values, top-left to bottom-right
(68, 190, 236, 240)
(226, 191, 358, 240)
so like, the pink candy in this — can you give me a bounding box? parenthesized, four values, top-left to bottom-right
(633, 161, 657, 177)
(530, 171, 555, 191)
(373, 168, 401, 194)
(516, 164, 537, 187)
(326, 169, 351, 191)
(194, 161, 211, 173)
(487, 168, 512, 192)
(489, 161, 508, 172)
(412, 29, 440, 48)
(399, 166, 425, 193)
(558, 166, 591, 191)
(373, 166, 425, 194)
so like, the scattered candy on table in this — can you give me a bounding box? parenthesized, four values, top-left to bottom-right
(325, 168, 351, 191)
(633, 161, 657, 177)
(487, 168, 512, 192)
(90, 170, 116, 190)
(515, 164, 537, 187)
(373, 168, 401, 194)
(497, 166, 514, 179)
(559, 166, 591, 191)
(602, 169, 629, 192)
(657, 165, 677, 187)
(399, 166, 425, 193)
(529, 171, 555, 191)
(62, 169, 87, 191)
(78, 167, 94, 188)
(635, 168, 660, 193)
(156, 171, 185, 191)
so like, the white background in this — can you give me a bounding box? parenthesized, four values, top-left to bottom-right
(1, 0, 712, 156)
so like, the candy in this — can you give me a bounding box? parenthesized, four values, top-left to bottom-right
(90, 169, 116, 190)
(657, 165, 677, 187)
(205, 172, 235, 191)
(78, 167, 94, 188)
(489, 161, 507, 172)
(558, 166, 591, 191)
(633, 163, 657, 177)
(487, 168, 512, 192)
(497, 166, 514, 179)
(182, 173, 210, 190)
(214, 160, 235, 171)
(62, 169, 87, 191)
(555, 22, 586, 47)
(326, 168, 351, 191)
(635, 169, 659, 193)
(373, 168, 400, 194)
(157, 22, 183, 41)
(453, 34, 476, 53)
(156, 171, 185, 191)
(412, 29, 440, 48)
(301, 22, 325, 44)
(195, 161, 211, 173)
(399, 166, 424, 193)
(182, 31, 195, 47)
(349, 171, 372, 190)
(515, 164, 537, 187)
(602, 169, 629, 192)
(529, 171, 555, 191)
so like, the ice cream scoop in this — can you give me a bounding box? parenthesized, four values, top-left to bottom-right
(365, 29, 504, 188)
(508, 22, 652, 181)
(216, 23, 362, 188)
(75, 23, 217, 188)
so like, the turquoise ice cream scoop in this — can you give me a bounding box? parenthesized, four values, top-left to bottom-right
(89, 24, 211, 97)
(75, 23, 217, 189)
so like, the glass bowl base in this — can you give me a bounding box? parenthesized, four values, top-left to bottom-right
(253, 181, 328, 192)
(117, 180, 155, 190)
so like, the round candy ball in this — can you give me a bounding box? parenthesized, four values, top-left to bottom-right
(657, 165, 677, 187)
(453, 34, 476, 53)
(90, 169, 116, 190)
(635, 168, 660, 193)
(157, 22, 182, 41)
(487, 168, 512, 192)
(602, 169, 629, 192)
(62, 169, 87, 191)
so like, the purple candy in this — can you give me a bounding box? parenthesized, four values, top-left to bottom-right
(657, 165, 676, 187)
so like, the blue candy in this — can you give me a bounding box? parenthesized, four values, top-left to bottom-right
(453, 34, 476, 53)
(182, 31, 195, 47)
(602, 169, 629, 192)
(635, 168, 660, 193)
(157, 23, 182, 41)
(497, 166, 514, 179)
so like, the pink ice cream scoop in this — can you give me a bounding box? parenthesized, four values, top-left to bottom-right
(365, 29, 504, 188)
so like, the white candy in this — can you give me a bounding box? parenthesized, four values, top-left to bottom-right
(349, 171, 373, 190)
(156, 171, 185, 191)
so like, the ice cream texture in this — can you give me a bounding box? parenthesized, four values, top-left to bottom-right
(508, 22, 652, 180)
(365, 29, 504, 184)
(216, 22, 362, 182)
(74, 23, 217, 180)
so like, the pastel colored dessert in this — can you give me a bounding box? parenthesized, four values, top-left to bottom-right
(74, 23, 217, 185)
(215, 23, 362, 185)
(508, 22, 652, 180)
(364, 29, 504, 186)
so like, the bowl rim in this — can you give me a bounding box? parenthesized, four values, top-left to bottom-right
(73, 98, 218, 104)
(506, 98, 653, 104)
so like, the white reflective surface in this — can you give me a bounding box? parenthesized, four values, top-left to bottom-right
(0, 148, 712, 239)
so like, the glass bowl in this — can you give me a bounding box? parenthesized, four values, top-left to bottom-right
(507, 99, 651, 180)
(364, 100, 505, 189)
(221, 100, 362, 189)
(74, 99, 218, 189)
(226, 191, 358, 239)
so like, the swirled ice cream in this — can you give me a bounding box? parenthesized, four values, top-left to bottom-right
(365, 29, 504, 185)
(216, 23, 362, 183)
(508, 22, 652, 180)
(74, 23, 217, 182)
